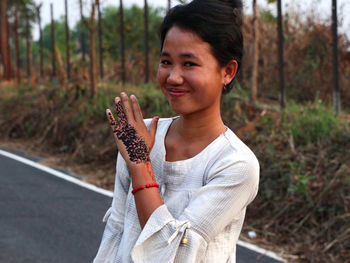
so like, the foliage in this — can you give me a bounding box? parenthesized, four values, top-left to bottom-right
(283, 100, 341, 146)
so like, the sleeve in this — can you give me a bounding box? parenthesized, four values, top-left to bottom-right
(93, 153, 131, 263)
(131, 153, 260, 263)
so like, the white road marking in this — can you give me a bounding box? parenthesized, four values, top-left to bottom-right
(0, 148, 285, 262)
(237, 240, 285, 262)
(0, 149, 113, 198)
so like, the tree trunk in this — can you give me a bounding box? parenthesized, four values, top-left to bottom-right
(97, 0, 103, 79)
(277, 0, 285, 109)
(36, 4, 44, 79)
(332, 0, 340, 114)
(14, 10, 20, 84)
(119, 0, 125, 84)
(250, 0, 259, 104)
(50, 3, 56, 78)
(79, 0, 86, 62)
(167, 0, 171, 11)
(26, 9, 31, 83)
(89, 3, 97, 97)
(65, 0, 70, 80)
(0, 0, 12, 80)
(55, 46, 67, 86)
(144, 0, 149, 83)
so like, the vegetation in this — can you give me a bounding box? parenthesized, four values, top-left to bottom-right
(0, 1, 349, 263)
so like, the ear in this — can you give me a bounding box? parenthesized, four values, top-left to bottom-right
(222, 59, 238, 85)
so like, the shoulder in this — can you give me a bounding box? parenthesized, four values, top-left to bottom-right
(206, 128, 259, 185)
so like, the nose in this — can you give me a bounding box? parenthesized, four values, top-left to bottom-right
(167, 66, 184, 85)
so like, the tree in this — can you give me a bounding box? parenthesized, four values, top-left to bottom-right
(167, 0, 171, 11)
(65, 0, 70, 80)
(144, 0, 149, 83)
(35, 3, 43, 79)
(332, 0, 340, 114)
(0, 0, 12, 80)
(277, 0, 285, 108)
(119, 0, 125, 84)
(14, 9, 21, 83)
(50, 3, 56, 77)
(79, 0, 86, 62)
(250, 0, 259, 104)
(25, 7, 32, 82)
(85, 2, 97, 96)
(97, 0, 103, 79)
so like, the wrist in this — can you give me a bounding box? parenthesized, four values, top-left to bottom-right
(128, 161, 157, 188)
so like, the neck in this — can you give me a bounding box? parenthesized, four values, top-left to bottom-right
(174, 109, 226, 141)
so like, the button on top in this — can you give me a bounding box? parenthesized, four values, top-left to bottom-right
(181, 237, 188, 245)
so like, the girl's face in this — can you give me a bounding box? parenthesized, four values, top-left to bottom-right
(157, 26, 235, 117)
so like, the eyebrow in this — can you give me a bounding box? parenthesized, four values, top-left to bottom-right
(160, 51, 200, 61)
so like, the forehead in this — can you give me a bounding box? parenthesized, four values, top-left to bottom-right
(162, 26, 212, 55)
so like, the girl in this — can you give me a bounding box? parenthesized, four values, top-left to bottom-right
(94, 0, 259, 262)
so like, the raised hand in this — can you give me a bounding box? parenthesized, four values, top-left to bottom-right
(106, 93, 159, 167)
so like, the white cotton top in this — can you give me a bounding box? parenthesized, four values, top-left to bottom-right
(93, 117, 260, 263)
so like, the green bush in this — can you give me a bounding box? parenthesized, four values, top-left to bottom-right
(283, 100, 341, 146)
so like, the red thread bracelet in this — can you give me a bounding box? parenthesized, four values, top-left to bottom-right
(132, 183, 159, 195)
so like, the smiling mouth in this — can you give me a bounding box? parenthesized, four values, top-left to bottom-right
(168, 89, 189, 97)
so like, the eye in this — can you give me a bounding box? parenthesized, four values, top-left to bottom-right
(160, 60, 171, 65)
(184, 61, 196, 67)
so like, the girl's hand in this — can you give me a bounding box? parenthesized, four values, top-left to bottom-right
(106, 93, 159, 167)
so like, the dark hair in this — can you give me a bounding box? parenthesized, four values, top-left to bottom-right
(160, 0, 243, 93)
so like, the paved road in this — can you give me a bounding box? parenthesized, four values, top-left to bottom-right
(0, 148, 283, 263)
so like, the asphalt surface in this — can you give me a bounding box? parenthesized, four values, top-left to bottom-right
(0, 149, 283, 263)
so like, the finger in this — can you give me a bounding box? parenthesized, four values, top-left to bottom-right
(106, 109, 119, 135)
(149, 116, 159, 140)
(130, 94, 144, 122)
(120, 92, 135, 123)
(114, 97, 128, 126)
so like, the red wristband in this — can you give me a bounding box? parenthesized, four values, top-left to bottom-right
(132, 183, 159, 195)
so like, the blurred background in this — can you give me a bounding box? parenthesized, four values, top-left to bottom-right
(0, 0, 349, 262)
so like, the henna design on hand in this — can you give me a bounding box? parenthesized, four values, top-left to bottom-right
(109, 101, 150, 164)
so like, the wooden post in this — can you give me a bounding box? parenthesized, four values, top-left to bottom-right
(50, 3, 56, 78)
(332, 0, 340, 115)
(250, 0, 259, 104)
(97, 0, 104, 79)
(65, 0, 71, 80)
(277, 0, 285, 109)
(120, 0, 126, 84)
(14, 10, 20, 84)
(144, 0, 149, 83)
